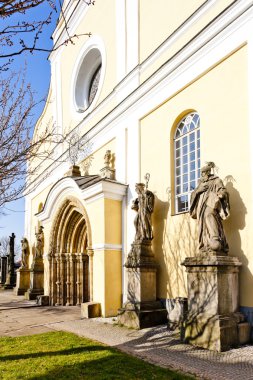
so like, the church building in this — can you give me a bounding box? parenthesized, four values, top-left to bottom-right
(23, 0, 253, 331)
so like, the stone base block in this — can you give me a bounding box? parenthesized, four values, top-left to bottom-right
(14, 288, 27, 295)
(14, 269, 30, 296)
(118, 302, 167, 329)
(36, 295, 49, 306)
(184, 314, 241, 352)
(238, 322, 251, 345)
(81, 302, 101, 318)
(25, 288, 44, 301)
(3, 284, 15, 290)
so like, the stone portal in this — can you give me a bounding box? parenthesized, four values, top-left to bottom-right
(48, 199, 90, 306)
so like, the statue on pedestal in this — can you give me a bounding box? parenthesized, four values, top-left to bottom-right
(132, 182, 154, 242)
(20, 238, 29, 269)
(190, 162, 230, 254)
(125, 174, 155, 268)
(118, 175, 167, 328)
(35, 226, 44, 259)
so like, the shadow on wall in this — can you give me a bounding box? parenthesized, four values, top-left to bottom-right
(152, 189, 198, 300)
(152, 178, 253, 310)
(224, 177, 253, 321)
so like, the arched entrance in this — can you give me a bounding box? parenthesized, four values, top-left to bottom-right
(48, 198, 91, 306)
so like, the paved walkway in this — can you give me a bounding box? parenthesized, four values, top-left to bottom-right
(1, 290, 253, 380)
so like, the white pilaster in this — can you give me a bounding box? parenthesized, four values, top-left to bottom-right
(126, 0, 139, 73)
(116, 0, 126, 83)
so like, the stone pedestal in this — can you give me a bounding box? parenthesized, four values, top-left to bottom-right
(25, 259, 44, 300)
(100, 166, 115, 180)
(182, 255, 250, 351)
(14, 268, 30, 295)
(118, 241, 167, 329)
(65, 165, 81, 177)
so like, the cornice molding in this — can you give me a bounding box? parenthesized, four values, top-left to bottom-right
(29, 1, 253, 198)
(37, 177, 127, 222)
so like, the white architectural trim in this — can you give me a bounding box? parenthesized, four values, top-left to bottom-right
(52, 0, 90, 49)
(116, 0, 126, 82)
(141, 0, 217, 71)
(92, 243, 122, 251)
(70, 35, 106, 117)
(82, 181, 128, 204)
(126, 0, 139, 73)
(37, 177, 84, 222)
(37, 177, 127, 223)
(27, 2, 253, 200)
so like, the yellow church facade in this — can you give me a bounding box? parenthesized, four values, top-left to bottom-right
(24, 0, 253, 323)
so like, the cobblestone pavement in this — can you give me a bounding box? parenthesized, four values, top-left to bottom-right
(1, 290, 253, 380)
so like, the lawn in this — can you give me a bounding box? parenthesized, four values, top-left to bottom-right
(0, 331, 194, 379)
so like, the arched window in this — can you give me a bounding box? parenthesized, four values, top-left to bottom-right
(174, 112, 200, 213)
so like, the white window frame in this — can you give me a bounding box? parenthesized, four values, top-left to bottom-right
(71, 36, 106, 115)
(174, 112, 200, 214)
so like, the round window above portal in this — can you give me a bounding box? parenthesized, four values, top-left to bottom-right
(73, 44, 103, 113)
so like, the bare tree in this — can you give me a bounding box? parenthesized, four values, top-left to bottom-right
(0, 0, 94, 70)
(0, 235, 20, 258)
(0, 69, 61, 208)
(0, 1, 96, 209)
(0, 236, 9, 257)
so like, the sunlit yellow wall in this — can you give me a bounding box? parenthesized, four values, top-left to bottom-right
(87, 197, 123, 316)
(140, 45, 253, 305)
(105, 249, 122, 316)
(93, 248, 106, 312)
(104, 199, 122, 245)
(93, 249, 122, 317)
(139, 0, 235, 82)
(86, 198, 105, 245)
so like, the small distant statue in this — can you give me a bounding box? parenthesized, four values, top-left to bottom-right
(132, 182, 155, 242)
(104, 150, 111, 168)
(9, 233, 15, 258)
(20, 238, 29, 269)
(190, 162, 230, 254)
(35, 226, 44, 259)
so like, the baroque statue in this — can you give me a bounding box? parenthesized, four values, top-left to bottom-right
(35, 226, 44, 258)
(125, 174, 156, 268)
(190, 162, 230, 254)
(132, 181, 154, 242)
(20, 238, 29, 269)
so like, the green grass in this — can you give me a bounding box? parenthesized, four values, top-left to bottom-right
(0, 331, 194, 379)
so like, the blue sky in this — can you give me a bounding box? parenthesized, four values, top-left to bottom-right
(0, 3, 60, 250)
